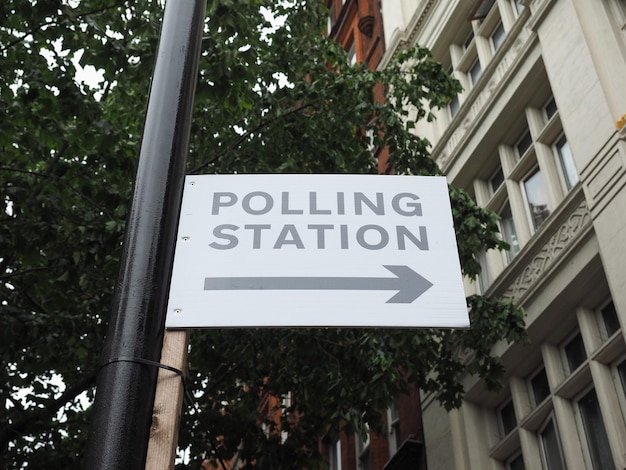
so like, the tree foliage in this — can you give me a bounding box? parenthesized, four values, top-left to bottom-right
(0, 0, 525, 468)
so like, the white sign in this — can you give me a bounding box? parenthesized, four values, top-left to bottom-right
(166, 174, 468, 328)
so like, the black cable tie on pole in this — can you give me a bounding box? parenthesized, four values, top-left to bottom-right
(99, 356, 228, 469)
(100, 356, 186, 381)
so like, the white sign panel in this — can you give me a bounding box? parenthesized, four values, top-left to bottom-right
(166, 174, 468, 328)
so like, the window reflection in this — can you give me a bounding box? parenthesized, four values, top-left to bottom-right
(523, 169, 551, 230)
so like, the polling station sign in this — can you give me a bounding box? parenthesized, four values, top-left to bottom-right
(165, 174, 468, 328)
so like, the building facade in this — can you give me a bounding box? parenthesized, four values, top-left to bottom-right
(379, 0, 626, 469)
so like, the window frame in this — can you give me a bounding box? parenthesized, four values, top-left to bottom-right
(511, 0, 524, 17)
(387, 400, 401, 456)
(538, 415, 567, 470)
(529, 367, 551, 408)
(597, 300, 621, 340)
(469, 56, 483, 85)
(553, 134, 578, 191)
(515, 129, 533, 160)
(330, 437, 342, 470)
(347, 41, 357, 66)
(507, 452, 525, 470)
(497, 200, 520, 263)
(490, 20, 506, 52)
(574, 387, 616, 470)
(613, 356, 626, 424)
(356, 423, 371, 470)
(562, 331, 588, 374)
(520, 165, 552, 232)
(498, 399, 518, 437)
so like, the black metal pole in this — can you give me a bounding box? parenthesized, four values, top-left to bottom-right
(83, 0, 206, 468)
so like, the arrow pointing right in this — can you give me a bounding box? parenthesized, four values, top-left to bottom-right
(203, 265, 433, 304)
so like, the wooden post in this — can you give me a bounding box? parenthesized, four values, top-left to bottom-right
(146, 330, 190, 469)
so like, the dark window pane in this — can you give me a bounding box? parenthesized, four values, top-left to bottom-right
(541, 420, 565, 470)
(470, 59, 482, 85)
(544, 97, 558, 119)
(490, 166, 505, 193)
(500, 400, 517, 435)
(601, 302, 620, 337)
(531, 369, 550, 405)
(464, 30, 475, 49)
(579, 389, 615, 470)
(516, 130, 532, 157)
(564, 333, 587, 372)
(509, 454, 525, 470)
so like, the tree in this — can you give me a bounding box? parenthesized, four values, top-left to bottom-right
(0, 0, 525, 468)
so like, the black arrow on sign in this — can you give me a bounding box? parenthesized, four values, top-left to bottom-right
(203, 265, 433, 304)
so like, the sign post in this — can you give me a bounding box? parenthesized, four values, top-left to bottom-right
(83, 1, 206, 468)
(167, 174, 468, 328)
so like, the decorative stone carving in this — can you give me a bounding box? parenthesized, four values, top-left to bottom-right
(503, 200, 592, 301)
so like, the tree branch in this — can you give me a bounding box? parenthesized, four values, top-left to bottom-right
(1, 1, 127, 53)
(0, 373, 96, 449)
(191, 99, 323, 173)
(0, 266, 58, 282)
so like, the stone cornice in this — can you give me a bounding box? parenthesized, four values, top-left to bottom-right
(378, 0, 436, 69)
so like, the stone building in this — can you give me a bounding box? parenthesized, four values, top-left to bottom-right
(379, 0, 626, 469)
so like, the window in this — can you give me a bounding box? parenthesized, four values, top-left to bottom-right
(491, 21, 506, 51)
(463, 30, 475, 50)
(347, 42, 357, 65)
(472, 89, 580, 282)
(327, 4, 334, 35)
(522, 168, 551, 231)
(478, 249, 491, 292)
(578, 389, 615, 470)
(449, 94, 460, 118)
(511, 0, 524, 16)
(530, 368, 550, 406)
(498, 202, 520, 262)
(555, 136, 579, 190)
(544, 97, 558, 120)
(508, 454, 525, 470)
(357, 425, 371, 470)
(388, 400, 401, 455)
(454, 29, 482, 89)
(490, 166, 505, 194)
(330, 438, 342, 470)
(600, 301, 620, 338)
(469, 58, 483, 85)
(540, 418, 566, 470)
(564, 332, 587, 373)
(516, 129, 533, 158)
(499, 400, 517, 435)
